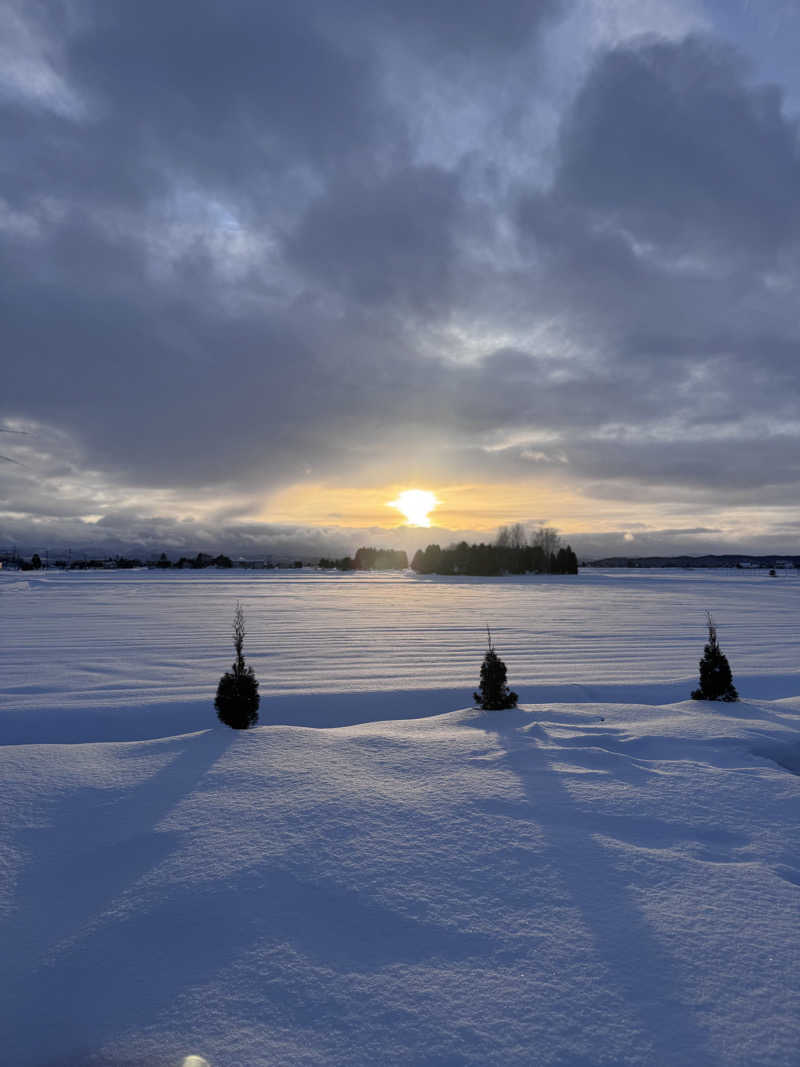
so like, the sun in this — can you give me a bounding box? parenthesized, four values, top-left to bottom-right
(388, 489, 438, 527)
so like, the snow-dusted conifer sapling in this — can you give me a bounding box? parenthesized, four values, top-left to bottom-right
(215, 602, 260, 728)
(474, 627, 518, 710)
(691, 612, 738, 702)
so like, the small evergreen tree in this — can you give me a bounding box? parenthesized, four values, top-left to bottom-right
(474, 627, 518, 710)
(691, 612, 738, 702)
(215, 602, 260, 729)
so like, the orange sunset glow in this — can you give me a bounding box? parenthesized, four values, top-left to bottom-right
(259, 480, 728, 538)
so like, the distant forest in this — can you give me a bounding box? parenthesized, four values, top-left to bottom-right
(411, 538, 578, 576)
(586, 555, 800, 569)
(318, 547, 409, 571)
(320, 525, 578, 576)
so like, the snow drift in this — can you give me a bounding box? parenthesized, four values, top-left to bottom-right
(1, 570, 798, 1064)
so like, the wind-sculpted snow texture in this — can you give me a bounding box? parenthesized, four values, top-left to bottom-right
(0, 570, 799, 1064)
(2, 568, 800, 740)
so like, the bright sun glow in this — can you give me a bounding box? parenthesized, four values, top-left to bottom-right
(388, 489, 438, 527)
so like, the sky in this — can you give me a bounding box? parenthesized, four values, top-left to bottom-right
(3, 0, 800, 560)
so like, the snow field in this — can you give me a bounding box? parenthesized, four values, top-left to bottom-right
(2, 567, 800, 741)
(0, 570, 799, 1064)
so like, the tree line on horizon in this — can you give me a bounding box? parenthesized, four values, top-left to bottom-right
(319, 526, 578, 577)
(411, 525, 578, 576)
(318, 547, 410, 571)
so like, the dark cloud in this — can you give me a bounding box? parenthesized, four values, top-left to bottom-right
(369, 0, 565, 52)
(332, 0, 570, 100)
(285, 166, 463, 312)
(3, 5, 800, 553)
(567, 528, 783, 561)
(556, 34, 800, 256)
(7, 1, 392, 206)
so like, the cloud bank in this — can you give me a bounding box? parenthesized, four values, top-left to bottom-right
(3, 0, 800, 556)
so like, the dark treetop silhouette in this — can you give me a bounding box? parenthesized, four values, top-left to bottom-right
(215, 602, 260, 729)
(691, 612, 738, 702)
(474, 627, 518, 710)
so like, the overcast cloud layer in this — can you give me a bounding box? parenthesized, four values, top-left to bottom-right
(3, 0, 800, 558)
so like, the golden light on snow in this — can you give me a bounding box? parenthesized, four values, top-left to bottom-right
(388, 489, 438, 527)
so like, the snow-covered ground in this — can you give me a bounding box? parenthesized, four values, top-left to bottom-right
(1, 569, 798, 1065)
(3, 567, 800, 742)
